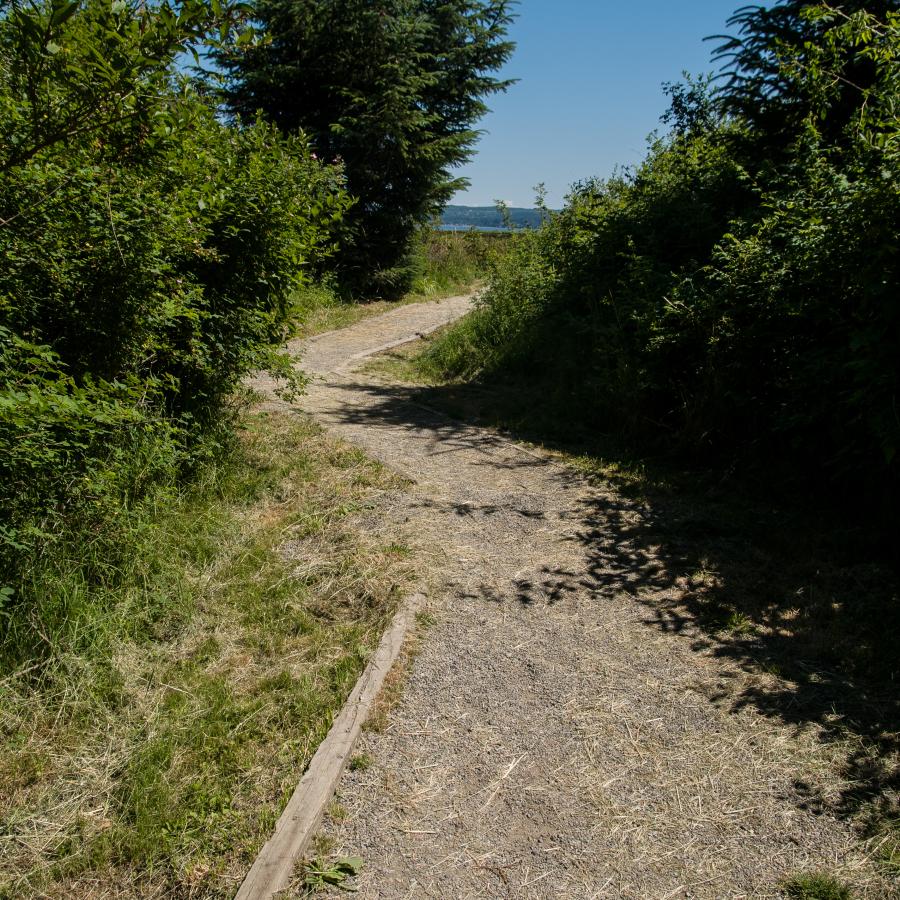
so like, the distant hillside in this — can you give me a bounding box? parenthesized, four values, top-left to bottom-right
(440, 205, 546, 229)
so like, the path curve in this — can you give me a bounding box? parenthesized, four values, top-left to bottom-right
(256, 294, 888, 899)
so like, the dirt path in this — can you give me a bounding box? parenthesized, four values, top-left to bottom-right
(255, 294, 891, 899)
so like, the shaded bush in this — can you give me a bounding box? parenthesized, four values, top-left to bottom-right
(658, 140, 900, 491)
(424, 4, 900, 515)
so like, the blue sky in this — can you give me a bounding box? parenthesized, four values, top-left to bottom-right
(452, 0, 739, 208)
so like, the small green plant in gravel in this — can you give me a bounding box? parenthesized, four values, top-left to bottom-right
(302, 855, 363, 893)
(327, 801, 348, 823)
(349, 753, 374, 772)
(782, 872, 852, 900)
(723, 609, 756, 636)
(415, 610, 438, 629)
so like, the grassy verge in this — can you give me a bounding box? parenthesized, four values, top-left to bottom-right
(365, 329, 900, 891)
(0, 410, 414, 898)
(290, 228, 510, 339)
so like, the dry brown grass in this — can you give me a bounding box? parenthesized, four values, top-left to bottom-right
(363, 609, 437, 735)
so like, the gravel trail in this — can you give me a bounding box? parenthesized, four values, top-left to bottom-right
(253, 293, 891, 899)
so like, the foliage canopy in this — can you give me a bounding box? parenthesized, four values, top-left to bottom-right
(0, 0, 349, 607)
(218, 0, 516, 295)
(712, 0, 900, 154)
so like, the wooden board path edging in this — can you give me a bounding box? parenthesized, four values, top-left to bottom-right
(236, 593, 425, 900)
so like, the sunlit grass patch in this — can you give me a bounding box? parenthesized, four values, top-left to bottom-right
(0, 411, 413, 898)
(290, 228, 494, 340)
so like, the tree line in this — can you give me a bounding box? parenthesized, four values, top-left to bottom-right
(424, 0, 900, 520)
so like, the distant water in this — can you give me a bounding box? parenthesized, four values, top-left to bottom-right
(438, 224, 515, 233)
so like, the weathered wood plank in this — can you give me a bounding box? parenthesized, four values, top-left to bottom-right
(235, 593, 424, 900)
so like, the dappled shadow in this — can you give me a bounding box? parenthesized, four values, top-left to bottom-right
(512, 566, 584, 605)
(408, 496, 547, 522)
(578, 483, 899, 828)
(458, 568, 584, 606)
(317, 378, 564, 474)
(311, 369, 900, 841)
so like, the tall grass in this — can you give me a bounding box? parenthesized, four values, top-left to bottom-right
(416, 229, 551, 382)
(407, 228, 506, 297)
(0, 410, 413, 897)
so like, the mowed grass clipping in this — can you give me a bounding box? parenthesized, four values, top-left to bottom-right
(0, 411, 414, 898)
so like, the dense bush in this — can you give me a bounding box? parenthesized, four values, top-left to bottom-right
(425, 2, 900, 513)
(423, 124, 756, 424)
(0, 0, 349, 648)
(658, 140, 900, 487)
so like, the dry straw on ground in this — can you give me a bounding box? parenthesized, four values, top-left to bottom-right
(264, 294, 898, 899)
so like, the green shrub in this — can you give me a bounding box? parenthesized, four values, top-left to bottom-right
(423, 123, 754, 422)
(658, 139, 900, 489)
(0, 328, 173, 584)
(0, 0, 349, 659)
(420, 227, 555, 380)
(424, 4, 900, 512)
(1, 105, 346, 418)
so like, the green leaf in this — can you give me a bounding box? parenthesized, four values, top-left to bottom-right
(336, 856, 363, 875)
(50, 0, 80, 27)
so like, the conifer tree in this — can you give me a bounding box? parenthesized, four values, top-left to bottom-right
(220, 0, 516, 295)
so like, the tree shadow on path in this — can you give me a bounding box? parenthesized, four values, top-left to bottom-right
(315, 374, 900, 856)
